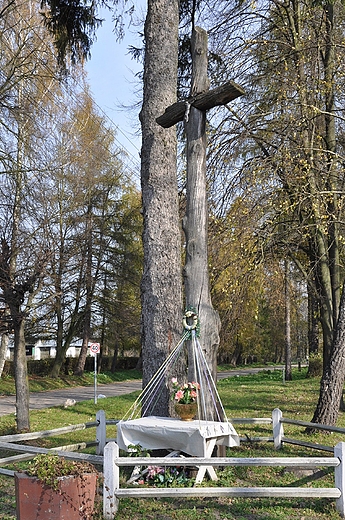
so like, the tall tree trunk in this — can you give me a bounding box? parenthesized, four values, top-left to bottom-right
(230, 337, 242, 367)
(8, 78, 30, 431)
(50, 313, 81, 378)
(288, 0, 336, 369)
(308, 285, 319, 356)
(139, 0, 183, 416)
(50, 261, 84, 378)
(74, 204, 93, 376)
(0, 331, 9, 377)
(13, 313, 30, 432)
(74, 303, 91, 376)
(309, 2, 344, 425)
(183, 27, 220, 392)
(53, 238, 65, 376)
(98, 293, 107, 373)
(284, 260, 292, 381)
(310, 279, 345, 426)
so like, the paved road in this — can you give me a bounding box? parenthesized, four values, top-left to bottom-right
(0, 365, 288, 416)
(0, 380, 142, 416)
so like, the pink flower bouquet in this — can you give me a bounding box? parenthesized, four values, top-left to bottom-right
(171, 378, 200, 404)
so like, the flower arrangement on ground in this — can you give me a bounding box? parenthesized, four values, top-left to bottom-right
(171, 378, 200, 404)
(128, 445, 193, 487)
(138, 465, 192, 487)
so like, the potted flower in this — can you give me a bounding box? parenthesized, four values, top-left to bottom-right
(15, 453, 98, 520)
(171, 378, 200, 421)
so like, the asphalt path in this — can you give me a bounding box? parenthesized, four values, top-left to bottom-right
(0, 365, 288, 416)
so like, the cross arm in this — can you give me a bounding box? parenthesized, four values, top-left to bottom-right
(156, 80, 245, 128)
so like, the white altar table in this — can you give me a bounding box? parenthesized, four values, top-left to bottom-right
(117, 416, 240, 483)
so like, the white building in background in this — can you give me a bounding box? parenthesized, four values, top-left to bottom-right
(6, 338, 88, 360)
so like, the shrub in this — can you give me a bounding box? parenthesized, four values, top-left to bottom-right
(3, 356, 140, 377)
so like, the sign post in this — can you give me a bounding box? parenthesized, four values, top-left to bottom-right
(90, 343, 101, 404)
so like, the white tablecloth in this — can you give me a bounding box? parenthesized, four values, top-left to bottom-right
(117, 416, 240, 457)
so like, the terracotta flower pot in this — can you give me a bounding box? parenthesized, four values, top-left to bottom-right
(175, 401, 197, 421)
(15, 472, 97, 520)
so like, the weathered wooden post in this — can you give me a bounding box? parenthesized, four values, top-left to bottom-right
(96, 409, 106, 455)
(183, 27, 220, 393)
(272, 408, 284, 449)
(156, 27, 244, 417)
(103, 441, 119, 519)
(335, 442, 345, 518)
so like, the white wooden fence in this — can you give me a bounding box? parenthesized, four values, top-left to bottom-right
(0, 409, 118, 477)
(2, 409, 345, 518)
(102, 441, 345, 519)
(100, 408, 345, 519)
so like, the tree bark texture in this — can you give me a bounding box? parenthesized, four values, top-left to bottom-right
(74, 204, 93, 376)
(308, 2, 343, 425)
(284, 260, 292, 381)
(139, 0, 183, 416)
(14, 314, 30, 431)
(183, 27, 220, 389)
(0, 331, 9, 377)
(310, 279, 345, 427)
(308, 286, 319, 355)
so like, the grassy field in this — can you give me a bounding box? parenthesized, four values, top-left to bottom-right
(1, 367, 345, 519)
(0, 368, 143, 396)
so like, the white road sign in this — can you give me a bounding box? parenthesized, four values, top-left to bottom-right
(90, 342, 100, 354)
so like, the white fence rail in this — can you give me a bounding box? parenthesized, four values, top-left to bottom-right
(0, 410, 115, 476)
(102, 441, 345, 519)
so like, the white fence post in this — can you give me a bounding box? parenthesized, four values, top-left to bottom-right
(272, 408, 284, 449)
(335, 442, 345, 518)
(96, 410, 106, 455)
(103, 441, 120, 519)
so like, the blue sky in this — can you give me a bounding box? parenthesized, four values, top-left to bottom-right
(85, 3, 145, 174)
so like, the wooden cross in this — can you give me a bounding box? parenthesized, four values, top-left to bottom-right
(156, 79, 244, 128)
(156, 27, 245, 419)
(156, 30, 244, 129)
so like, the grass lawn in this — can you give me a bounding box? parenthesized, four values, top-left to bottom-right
(0, 368, 143, 396)
(0, 367, 345, 519)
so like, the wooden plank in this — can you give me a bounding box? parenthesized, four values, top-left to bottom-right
(241, 436, 273, 443)
(183, 25, 221, 415)
(156, 80, 245, 128)
(273, 408, 284, 449)
(281, 418, 345, 434)
(0, 468, 14, 477)
(97, 410, 107, 455)
(113, 456, 339, 468)
(334, 443, 345, 517)
(0, 453, 34, 465)
(229, 418, 272, 424)
(283, 437, 334, 453)
(51, 442, 94, 451)
(103, 442, 119, 519)
(0, 422, 95, 443)
(115, 486, 341, 499)
(0, 442, 92, 467)
(0, 441, 103, 465)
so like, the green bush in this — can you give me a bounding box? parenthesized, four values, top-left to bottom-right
(4, 356, 140, 377)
